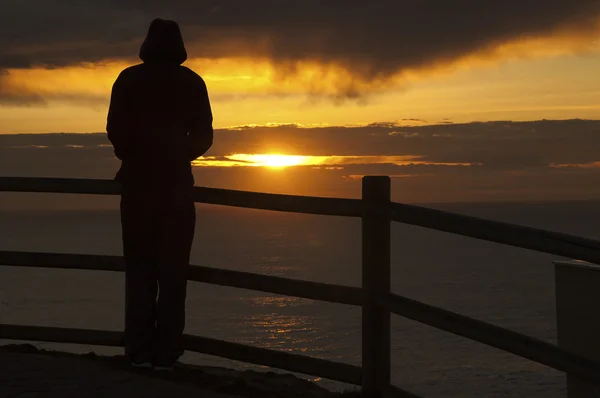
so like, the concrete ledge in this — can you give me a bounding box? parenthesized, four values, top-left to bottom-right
(555, 260, 600, 397)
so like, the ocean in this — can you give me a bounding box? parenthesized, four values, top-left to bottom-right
(3, 199, 600, 396)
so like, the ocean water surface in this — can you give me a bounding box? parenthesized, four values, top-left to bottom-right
(3, 198, 600, 396)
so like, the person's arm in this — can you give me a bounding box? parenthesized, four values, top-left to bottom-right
(187, 77, 213, 161)
(106, 72, 132, 161)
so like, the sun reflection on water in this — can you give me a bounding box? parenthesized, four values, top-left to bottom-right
(236, 296, 324, 352)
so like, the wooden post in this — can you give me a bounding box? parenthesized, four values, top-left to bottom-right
(555, 261, 600, 397)
(362, 176, 391, 397)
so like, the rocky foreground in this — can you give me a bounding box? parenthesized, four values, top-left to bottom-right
(0, 344, 360, 398)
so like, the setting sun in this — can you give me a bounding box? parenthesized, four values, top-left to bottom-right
(237, 154, 306, 168)
(191, 153, 476, 168)
(193, 154, 309, 168)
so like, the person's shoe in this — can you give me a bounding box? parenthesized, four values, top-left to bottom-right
(131, 361, 153, 369)
(153, 359, 178, 372)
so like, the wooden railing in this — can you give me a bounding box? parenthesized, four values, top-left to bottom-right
(2, 176, 600, 398)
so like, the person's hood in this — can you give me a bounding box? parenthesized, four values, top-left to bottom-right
(139, 19, 187, 64)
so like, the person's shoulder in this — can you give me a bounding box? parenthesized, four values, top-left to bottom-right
(115, 64, 144, 80)
(179, 66, 207, 85)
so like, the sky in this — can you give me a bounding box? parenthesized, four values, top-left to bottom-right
(1, 1, 600, 205)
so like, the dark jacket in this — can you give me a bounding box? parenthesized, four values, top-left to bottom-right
(107, 19, 213, 188)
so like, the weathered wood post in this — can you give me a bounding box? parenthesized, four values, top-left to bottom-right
(555, 260, 600, 397)
(362, 176, 391, 397)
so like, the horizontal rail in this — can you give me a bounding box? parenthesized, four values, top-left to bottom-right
(0, 251, 362, 306)
(381, 293, 600, 386)
(387, 202, 600, 264)
(193, 186, 363, 217)
(188, 263, 362, 306)
(4, 177, 600, 263)
(0, 177, 122, 196)
(0, 324, 361, 385)
(0, 177, 363, 217)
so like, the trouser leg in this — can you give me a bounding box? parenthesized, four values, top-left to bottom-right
(121, 189, 159, 362)
(155, 189, 195, 364)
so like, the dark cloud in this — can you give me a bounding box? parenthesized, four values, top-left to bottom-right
(2, 1, 599, 83)
(3, 119, 600, 169)
(206, 119, 600, 170)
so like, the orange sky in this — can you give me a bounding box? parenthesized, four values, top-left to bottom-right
(2, 35, 600, 134)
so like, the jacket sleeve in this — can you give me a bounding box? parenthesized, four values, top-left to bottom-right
(106, 73, 132, 161)
(187, 77, 214, 161)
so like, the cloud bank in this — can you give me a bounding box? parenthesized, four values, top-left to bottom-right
(2, 1, 599, 78)
(2, 1, 599, 106)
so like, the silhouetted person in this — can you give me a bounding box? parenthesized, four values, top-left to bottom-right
(107, 18, 213, 370)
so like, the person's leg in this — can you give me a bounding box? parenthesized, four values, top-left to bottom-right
(154, 188, 195, 366)
(121, 187, 159, 364)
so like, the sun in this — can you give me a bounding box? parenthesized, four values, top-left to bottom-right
(193, 153, 311, 168)
(223, 154, 306, 168)
(258, 154, 305, 168)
